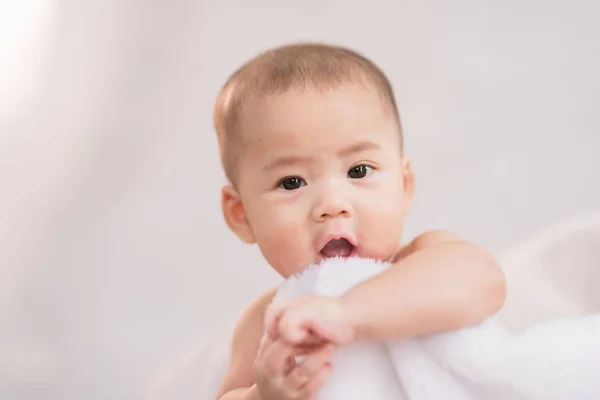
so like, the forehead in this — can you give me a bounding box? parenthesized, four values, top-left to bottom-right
(238, 85, 399, 159)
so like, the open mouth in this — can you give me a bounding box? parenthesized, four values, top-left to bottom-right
(320, 237, 356, 258)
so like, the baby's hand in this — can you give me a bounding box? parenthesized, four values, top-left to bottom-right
(253, 337, 334, 400)
(265, 296, 356, 346)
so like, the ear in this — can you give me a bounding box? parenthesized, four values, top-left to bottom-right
(401, 155, 415, 216)
(221, 185, 256, 244)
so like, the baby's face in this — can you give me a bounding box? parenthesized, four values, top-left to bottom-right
(227, 84, 413, 278)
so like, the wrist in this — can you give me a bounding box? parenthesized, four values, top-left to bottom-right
(340, 292, 368, 342)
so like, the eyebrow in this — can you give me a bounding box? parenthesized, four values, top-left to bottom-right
(262, 141, 381, 172)
(263, 155, 313, 172)
(338, 140, 380, 156)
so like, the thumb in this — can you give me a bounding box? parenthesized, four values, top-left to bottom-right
(264, 301, 287, 339)
(309, 320, 349, 344)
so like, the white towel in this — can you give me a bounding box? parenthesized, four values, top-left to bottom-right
(272, 257, 600, 400)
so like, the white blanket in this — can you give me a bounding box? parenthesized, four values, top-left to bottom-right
(272, 257, 600, 400)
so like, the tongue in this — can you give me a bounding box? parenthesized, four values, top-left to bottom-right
(321, 238, 354, 258)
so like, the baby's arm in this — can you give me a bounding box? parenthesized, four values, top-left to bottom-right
(216, 289, 276, 400)
(344, 230, 506, 341)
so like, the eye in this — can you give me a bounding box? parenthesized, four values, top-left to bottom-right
(347, 164, 372, 179)
(277, 177, 306, 191)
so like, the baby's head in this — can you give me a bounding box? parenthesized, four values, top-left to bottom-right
(214, 43, 414, 278)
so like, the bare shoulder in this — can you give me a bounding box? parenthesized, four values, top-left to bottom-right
(409, 230, 463, 248)
(215, 287, 278, 398)
(392, 230, 464, 262)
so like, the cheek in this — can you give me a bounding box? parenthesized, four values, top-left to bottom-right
(362, 207, 405, 260)
(358, 180, 407, 256)
(363, 199, 405, 237)
(248, 200, 309, 276)
(365, 174, 406, 215)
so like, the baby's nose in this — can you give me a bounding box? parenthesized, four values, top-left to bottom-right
(312, 191, 352, 221)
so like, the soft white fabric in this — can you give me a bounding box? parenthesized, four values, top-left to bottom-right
(274, 257, 600, 400)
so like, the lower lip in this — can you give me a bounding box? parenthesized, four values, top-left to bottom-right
(319, 246, 358, 260)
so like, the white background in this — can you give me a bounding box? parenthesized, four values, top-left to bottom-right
(1, 0, 599, 399)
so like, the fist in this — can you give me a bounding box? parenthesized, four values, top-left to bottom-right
(253, 337, 334, 400)
(265, 296, 356, 346)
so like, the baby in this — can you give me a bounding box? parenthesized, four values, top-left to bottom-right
(213, 43, 506, 400)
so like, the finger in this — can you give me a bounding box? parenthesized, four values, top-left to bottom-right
(281, 321, 330, 346)
(289, 342, 331, 374)
(279, 312, 312, 345)
(307, 320, 345, 344)
(300, 362, 333, 398)
(285, 344, 335, 389)
(300, 328, 326, 345)
(257, 333, 271, 355)
(264, 301, 287, 339)
(291, 341, 329, 356)
(257, 339, 294, 376)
